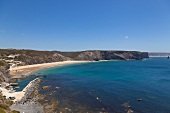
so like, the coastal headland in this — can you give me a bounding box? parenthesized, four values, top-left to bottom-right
(0, 49, 149, 112)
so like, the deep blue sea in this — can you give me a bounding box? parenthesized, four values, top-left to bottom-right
(17, 58, 170, 113)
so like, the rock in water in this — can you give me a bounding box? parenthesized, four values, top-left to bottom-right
(137, 98, 142, 101)
(127, 109, 134, 113)
(42, 85, 51, 90)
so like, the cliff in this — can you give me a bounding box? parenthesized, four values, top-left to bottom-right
(149, 52, 170, 57)
(0, 49, 148, 83)
(0, 49, 71, 65)
(58, 50, 149, 61)
(18, 53, 71, 65)
(0, 61, 10, 83)
(0, 49, 149, 64)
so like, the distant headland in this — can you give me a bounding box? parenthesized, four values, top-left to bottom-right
(149, 52, 170, 57)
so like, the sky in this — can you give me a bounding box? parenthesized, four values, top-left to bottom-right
(0, 0, 170, 52)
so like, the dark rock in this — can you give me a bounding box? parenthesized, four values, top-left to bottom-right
(9, 97, 15, 100)
(74, 50, 149, 61)
(137, 98, 142, 101)
(10, 83, 19, 86)
(127, 109, 134, 113)
(43, 75, 47, 78)
(55, 86, 60, 89)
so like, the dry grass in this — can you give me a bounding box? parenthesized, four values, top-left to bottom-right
(0, 92, 19, 113)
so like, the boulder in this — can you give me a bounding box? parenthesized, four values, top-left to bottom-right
(42, 85, 51, 90)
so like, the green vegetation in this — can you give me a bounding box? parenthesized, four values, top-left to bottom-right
(0, 107, 6, 113)
(0, 92, 19, 113)
(0, 103, 9, 110)
(0, 49, 83, 59)
(0, 60, 9, 69)
(57, 51, 83, 58)
(11, 110, 20, 113)
(0, 49, 55, 57)
(0, 61, 4, 66)
(14, 56, 22, 61)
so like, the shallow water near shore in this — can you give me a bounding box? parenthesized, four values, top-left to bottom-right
(18, 58, 170, 112)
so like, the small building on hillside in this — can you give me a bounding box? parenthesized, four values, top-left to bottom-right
(10, 63, 17, 68)
(6, 54, 20, 59)
(7, 55, 16, 59)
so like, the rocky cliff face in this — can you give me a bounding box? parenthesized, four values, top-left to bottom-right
(149, 53, 170, 57)
(19, 50, 148, 62)
(19, 53, 71, 65)
(0, 61, 10, 83)
(0, 49, 149, 83)
(0, 67, 7, 82)
(73, 51, 149, 61)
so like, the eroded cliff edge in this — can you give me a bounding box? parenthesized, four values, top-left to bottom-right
(0, 61, 10, 83)
(58, 50, 149, 61)
(0, 49, 149, 82)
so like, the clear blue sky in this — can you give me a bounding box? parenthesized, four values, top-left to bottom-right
(0, 0, 170, 52)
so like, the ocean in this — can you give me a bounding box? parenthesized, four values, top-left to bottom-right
(17, 58, 170, 113)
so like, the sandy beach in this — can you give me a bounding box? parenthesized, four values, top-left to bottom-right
(1, 61, 89, 102)
(9, 61, 89, 78)
(0, 61, 90, 113)
(0, 86, 25, 101)
(0, 78, 39, 102)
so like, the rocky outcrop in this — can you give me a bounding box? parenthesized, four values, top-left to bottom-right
(0, 49, 148, 65)
(42, 85, 51, 90)
(74, 51, 149, 61)
(0, 49, 71, 65)
(0, 49, 149, 83)
(0, 70, 7, 82)
(15, 50, 148, 64)
(0, 61, 10, 83)
(149, 52, 170, 57)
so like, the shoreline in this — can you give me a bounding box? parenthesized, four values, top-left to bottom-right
(0, 78, 40, 102)
(1, 60, 119, 112)
(1, 61, 90, 101)
(10, 78, 44, 113)
(0, 60, 91, 113)
(1, 60, 116, 102)
(9, 60, 90, 79)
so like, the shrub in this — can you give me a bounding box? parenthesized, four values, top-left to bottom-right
(0, 107, 6, 113)
(11, 110, 20, 113)
(0, 103, 9, 110)
(0, 61, 4, 66)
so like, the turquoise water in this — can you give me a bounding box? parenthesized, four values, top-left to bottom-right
(18, 58, 170, 112)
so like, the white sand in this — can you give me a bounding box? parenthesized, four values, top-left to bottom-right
(9, 61, 89, 78)
(0, 61, 89, 102)
(0, 87, 24, 101)
(10, 61, 89, 71)
(0, 78, 39, 102)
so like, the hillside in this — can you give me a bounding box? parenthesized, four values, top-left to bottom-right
(0, 49, 149, 64)
(0, 61, 10, 83)
(57, 50, 149, 61)
(0, 49, 149, 62)
(0, 92, 19, 113)
(0, 49, 149, 82)
(149, 52, 170, 57)
(0, 49, 71, 65)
